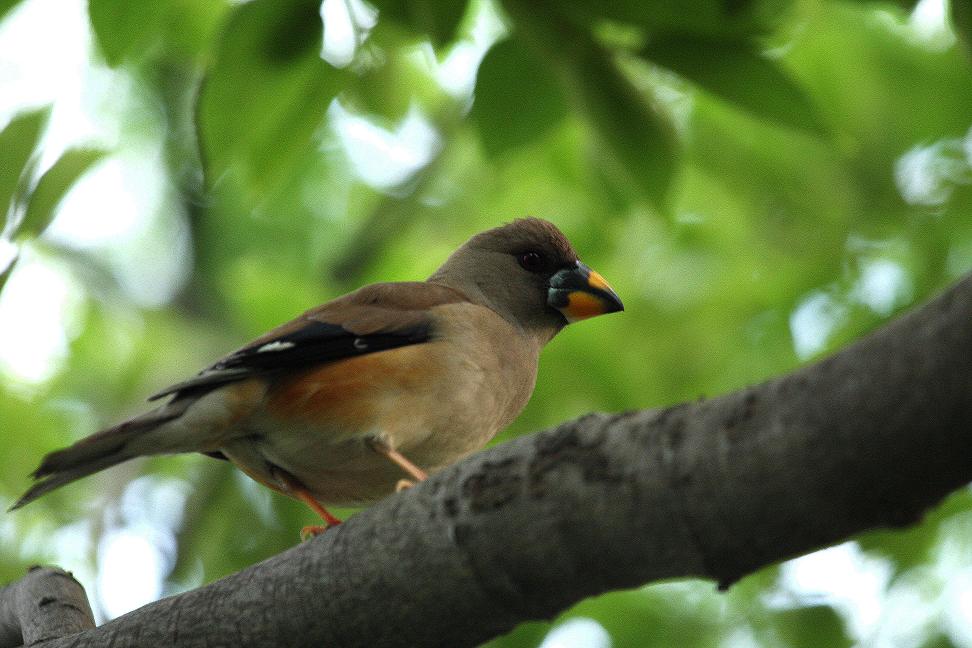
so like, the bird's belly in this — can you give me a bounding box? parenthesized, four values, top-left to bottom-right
(223, 343, 505, 506)
(256, 433, 420, 505)
(258, 400, 496, 505)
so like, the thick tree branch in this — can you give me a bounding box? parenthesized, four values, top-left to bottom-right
(9, 272, 972, 647)
(0, 566, 94, 647)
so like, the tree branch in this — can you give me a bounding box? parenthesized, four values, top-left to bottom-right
(0, 566, 94, 647)
(9, 272, 972, 647)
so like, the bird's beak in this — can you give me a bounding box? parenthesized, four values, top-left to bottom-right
(548, 262, 624, 323)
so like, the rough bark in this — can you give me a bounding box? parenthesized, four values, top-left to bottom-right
(6, 272, 972, 647)
(0, 566, 94, 647)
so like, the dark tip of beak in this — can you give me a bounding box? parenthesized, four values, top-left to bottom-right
(548, 262, 623, 323)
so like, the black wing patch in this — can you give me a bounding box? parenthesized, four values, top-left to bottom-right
(148, 320, 432, 401)
(215, 321, 432, 370)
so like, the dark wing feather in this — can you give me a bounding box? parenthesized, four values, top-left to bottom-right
(148, 282, 466, 401)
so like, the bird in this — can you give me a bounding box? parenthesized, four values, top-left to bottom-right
(10, 218, 623, 536)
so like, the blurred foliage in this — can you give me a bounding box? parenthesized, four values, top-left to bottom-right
(0, 0, 971, 645)
(18, 148, 107, 240)
(0, 104, 106, 290)
(197, 0, 347, 202)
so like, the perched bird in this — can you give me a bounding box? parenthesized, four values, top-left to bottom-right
(11, 218, 623, 535)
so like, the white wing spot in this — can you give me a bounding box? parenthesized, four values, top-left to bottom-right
(353, 338, 368, 350)
(257, 341, 296, 353)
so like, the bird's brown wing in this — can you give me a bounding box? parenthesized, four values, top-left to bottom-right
(148, 282, 468, 401)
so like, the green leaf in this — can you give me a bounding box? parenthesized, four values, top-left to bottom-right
(571, 44, 678, 207)
(88, 0, 165, 66)
(953, 0, 972, 63)
(0, 106, 51, 230)
(0, 253, 17, 296)
(470, 38, 570, 157)
(344, 41, 443, 123)
(771, 605, 852, 648)
(857, 488, 972, 574)
(19, 148, 107, 240)
(371, 0, 468, 46)
(641, 36, 825, 134)
(0, 0, 25, 23)
(197, 0, 345, 204)
(88, 0, 230, 65)
(497, 4, 678, 205)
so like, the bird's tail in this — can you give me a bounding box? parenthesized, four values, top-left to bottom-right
(9, 406, 185, 511)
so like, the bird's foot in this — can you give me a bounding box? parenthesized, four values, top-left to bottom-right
(272, 468, 343, 539)
(300, 520, 341, 541)
(395, 479, 416, 492)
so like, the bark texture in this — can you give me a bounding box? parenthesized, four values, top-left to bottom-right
(0, 566, 94, 647)
(6, 272, 972, 647)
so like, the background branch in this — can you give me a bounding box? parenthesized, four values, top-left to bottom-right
(6, 271, 972, 647)
(0, 566, 94, 648)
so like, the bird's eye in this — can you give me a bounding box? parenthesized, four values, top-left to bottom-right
(517, 251, 546, 273)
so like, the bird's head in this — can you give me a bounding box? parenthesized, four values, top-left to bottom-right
(430, 218, 623, 342)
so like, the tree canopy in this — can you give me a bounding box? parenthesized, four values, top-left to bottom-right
(0, 0, 970, 646)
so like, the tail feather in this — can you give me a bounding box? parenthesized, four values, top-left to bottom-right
(11, 450, 136, 510)
(10, 407, 184, 511)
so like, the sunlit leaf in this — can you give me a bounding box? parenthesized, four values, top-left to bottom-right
(345, 43, 443, 122)
(0, 106, 51, 229)
(197, 0, 345, 203)
(470, 38, 570, 157)
(0, 0, 25, 23)
(371, 0, 468, 46)
(166, 0, 234, 61)
(88, 0, 165, 66)
(89, 0, 230, 65)
(18, 148, 107, 240)
(479, 620, 548, 648)
(641, 36, 825, 134)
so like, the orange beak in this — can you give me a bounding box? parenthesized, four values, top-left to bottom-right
(548, 262, 624, 324)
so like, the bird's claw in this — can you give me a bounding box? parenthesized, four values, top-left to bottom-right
(300, 522, 339, 541)
(395, 479, 416, 492)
